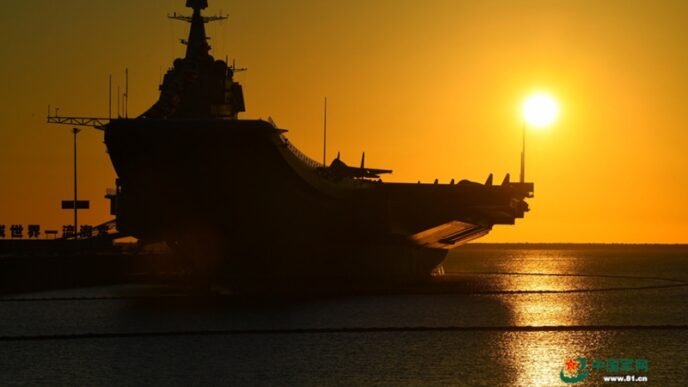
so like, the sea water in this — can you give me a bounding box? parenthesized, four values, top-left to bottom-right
(1, 244, 687, 386)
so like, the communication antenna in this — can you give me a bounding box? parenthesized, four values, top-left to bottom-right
(108, 74, 112, 120)
(230, 59, 247, 73)
(323, 97, 328, 166)
(124, 68, 129, 118)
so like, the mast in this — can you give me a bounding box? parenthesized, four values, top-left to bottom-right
(169, 0, 227, 61)
(323, 97, 327, 166)
(186, 0, 210, 60)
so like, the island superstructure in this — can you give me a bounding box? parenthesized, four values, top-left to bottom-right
(51, 0, 534, 291)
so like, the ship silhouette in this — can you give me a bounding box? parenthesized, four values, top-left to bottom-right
(51, 0, 534, 292)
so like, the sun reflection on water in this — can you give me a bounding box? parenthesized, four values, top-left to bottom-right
(490, 249, 619, 385)
(501, 250, 589, 326)
(444, 245, 688, 385)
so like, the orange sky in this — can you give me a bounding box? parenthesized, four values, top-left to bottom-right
(1, 0, 687, 243)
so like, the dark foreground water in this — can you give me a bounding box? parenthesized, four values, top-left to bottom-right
(1, 244, 687, 386)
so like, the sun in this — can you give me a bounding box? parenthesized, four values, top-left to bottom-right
(522, 92, 559, 129)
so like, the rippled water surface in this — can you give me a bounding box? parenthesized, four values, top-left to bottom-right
(1, 244, 687, 386)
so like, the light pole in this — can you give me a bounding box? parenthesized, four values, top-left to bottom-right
(520, 121, 526, 183)
(72, 127, 80, 238)
(521, 93, 559, 183)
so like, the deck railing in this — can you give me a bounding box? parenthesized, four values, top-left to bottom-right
(279, 135, 324, 170)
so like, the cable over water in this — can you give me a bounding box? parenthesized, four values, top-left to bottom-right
(2, 271, 687, 301)
(2, 324, 688, 342)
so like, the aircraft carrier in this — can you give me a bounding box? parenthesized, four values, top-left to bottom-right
(51, 0, 534, 292)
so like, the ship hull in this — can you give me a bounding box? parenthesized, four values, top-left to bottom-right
(105, 118, 528, 291)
